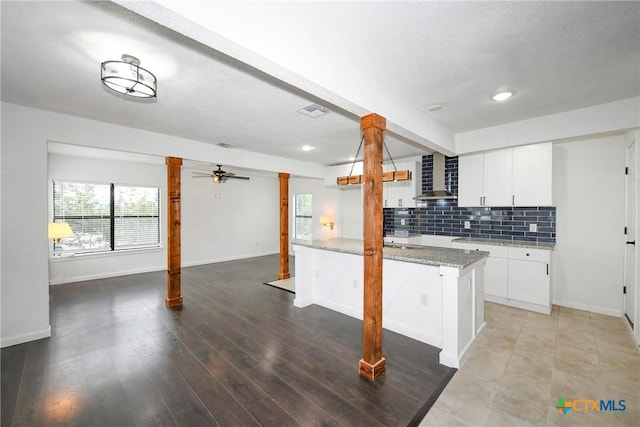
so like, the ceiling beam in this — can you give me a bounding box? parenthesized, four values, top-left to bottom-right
(113, 1, 456, 156)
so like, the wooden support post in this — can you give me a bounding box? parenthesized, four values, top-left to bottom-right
(359, 113, 387, 380)
(278, 172, 291, 280)
(165, 156, 183, 308)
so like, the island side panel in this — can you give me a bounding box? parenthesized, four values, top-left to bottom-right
(291, 244, 446, 349)
(382, 259, 444, 348)
(293, 245, 316, 307)
(439, 260, 486, 368)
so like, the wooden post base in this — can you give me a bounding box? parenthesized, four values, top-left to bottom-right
(359, 357, 386, 380)
(165, 296, 183, 308)
(278, 272, 291, 280)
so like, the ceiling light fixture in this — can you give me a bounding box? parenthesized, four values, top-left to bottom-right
(491, 91, 514, 101)
(301, 145, 314, 152)
(101, 54, 157, 98)
(428, 104, 443, 112)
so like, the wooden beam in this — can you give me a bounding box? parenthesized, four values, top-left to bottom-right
(359, 113, 386, 380)
(165, 156, 183, 308)
(278, 172, 291, 280)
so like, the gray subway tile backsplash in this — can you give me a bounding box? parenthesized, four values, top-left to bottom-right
(384, 155, 556, 244)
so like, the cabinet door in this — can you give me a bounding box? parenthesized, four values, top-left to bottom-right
(483, 149, 513, 206)
(512, 143, 552, 206)
(383, 161, 418, 208)
(485, 256, 508, 298)
(507, 259, 549, 305)
(458, 153, 484, 207)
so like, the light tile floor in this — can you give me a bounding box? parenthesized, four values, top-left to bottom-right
(420, 303, 640, 426)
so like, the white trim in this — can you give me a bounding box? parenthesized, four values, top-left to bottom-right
(181, 251, 279, 268)
(1, 325, 51, 348)
(49, 246, 164, 262)
(49, 266, 165, 285)
(552, 299, 623, 318)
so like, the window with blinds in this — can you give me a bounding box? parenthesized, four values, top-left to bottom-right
(52, 181, 160, 253)
(294, 193, 312, 240)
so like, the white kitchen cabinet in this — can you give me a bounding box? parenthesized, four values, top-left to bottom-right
(452, 241, 551, 314)
(512, 143, 553, 206)
(458, 142, 552, 207)
(507, 247, 550, 308)
(458, 153, 484, 207)
(383, 160, 421, 208)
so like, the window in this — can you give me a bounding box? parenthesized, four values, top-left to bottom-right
(294, 194, 312, 240)
(52, 180, 160, 254)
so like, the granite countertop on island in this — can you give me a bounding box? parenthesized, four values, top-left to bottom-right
(292, 237, 488, 269)
(452, 237, 555, 250)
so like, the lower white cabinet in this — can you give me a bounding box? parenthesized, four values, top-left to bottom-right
(452, 242, 551, 314)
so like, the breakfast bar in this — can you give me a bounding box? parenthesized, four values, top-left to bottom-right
(292, 238, 489, 368)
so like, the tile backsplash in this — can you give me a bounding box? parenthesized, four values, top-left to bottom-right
(384, 155, 556, 244)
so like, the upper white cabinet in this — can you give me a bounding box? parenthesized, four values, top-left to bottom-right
(512, 144, 553, 206)
(458, 142, 552, 207)
(383, 160, 422, 208)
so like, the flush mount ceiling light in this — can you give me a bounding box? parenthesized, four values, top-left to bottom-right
(101, 54, 157, 98)
(301, 145, 315, 152)
(491, 91, 514, 101)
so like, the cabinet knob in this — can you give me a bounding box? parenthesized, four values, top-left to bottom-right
(526, 253, 530, 256)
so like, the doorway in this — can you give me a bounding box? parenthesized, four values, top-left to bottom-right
(624, 135, 637, 327)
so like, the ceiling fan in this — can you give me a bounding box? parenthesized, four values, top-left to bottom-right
(192, 164, 250, 183)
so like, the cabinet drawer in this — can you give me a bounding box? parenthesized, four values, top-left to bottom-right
(452, 242, 508, 258)
(508, 247, 550, 262)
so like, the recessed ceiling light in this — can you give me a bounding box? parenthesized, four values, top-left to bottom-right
(348, 156, 357, 161)
(301, 145, 314, 152)
(492, 91, 514, 101)
(428, 104, 443, 112)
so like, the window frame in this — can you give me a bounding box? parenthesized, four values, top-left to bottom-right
(52, 180, 161, 255)
(293, 193, 313, 240)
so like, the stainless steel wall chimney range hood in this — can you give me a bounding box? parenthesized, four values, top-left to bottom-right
(414, 152, 457, 200)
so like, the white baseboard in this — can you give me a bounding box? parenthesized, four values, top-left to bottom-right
(1, 325, 51, 348)
(553, 299, 623, 317)
(49, 266, 166, 285)
(49, 251, 280, 285)
(182, 251, 279, 268)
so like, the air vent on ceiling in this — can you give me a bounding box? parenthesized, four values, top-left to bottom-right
(296, 103, 330, 118)
(217, 142, 236, 149)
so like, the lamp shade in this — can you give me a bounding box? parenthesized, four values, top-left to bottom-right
(319, 216, 332, 225)
(48, 222, 74, 240)
(101, 54, 157, 98)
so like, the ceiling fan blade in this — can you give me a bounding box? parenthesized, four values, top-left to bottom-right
(226, 175, 250, 180)
(192, 171, 213, 176)
(192, 174, 214, 178)
(223, 171, 236, 176)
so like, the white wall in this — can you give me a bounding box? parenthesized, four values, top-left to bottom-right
(552, 134, 626, 316)
(182, 167, 279, 266)
(456, 97, 640, 154)
(47, 153, 167, 284)
(0, 102, 328, 347)
(289, 177, 341, 245)
(1, 106, 51, 347)
(339, 188, 363, 239)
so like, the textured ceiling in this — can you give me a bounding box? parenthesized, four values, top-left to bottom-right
(2, 1, 638, 167)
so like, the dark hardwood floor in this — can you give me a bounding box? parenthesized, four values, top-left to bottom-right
(1, 255, 455, 426)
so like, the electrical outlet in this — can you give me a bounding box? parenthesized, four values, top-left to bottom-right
(420, 294, 428, 306)
(464, 221, 471, 229)
(400, 219, 406, 226)
(529, 223, 538, 232)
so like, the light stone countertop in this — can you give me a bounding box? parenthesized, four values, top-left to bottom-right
(292, 237, 488, 269)
(452, 237, 555, 250)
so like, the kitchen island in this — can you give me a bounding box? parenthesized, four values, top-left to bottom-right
(292, 238, 489, 368)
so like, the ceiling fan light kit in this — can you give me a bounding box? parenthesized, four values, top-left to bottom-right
(192, 165, 250, 184)
(101, 54, 157, 98)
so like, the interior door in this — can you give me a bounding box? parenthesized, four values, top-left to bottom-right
(624, 138, 637, 326)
